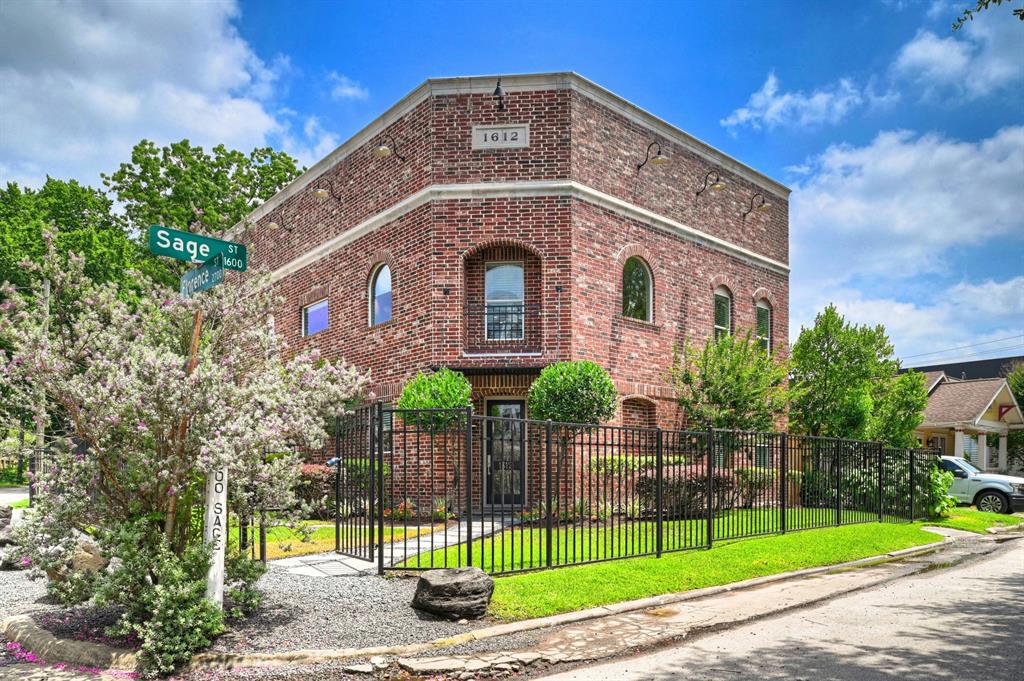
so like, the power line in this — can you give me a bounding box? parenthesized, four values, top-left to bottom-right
(904, 342, 1024, 369)
(900, 334, 1023, 361)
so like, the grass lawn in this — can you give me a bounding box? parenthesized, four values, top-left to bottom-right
(921, 507, 1024, 534)
(399, 507, 889, 573)
(230, 521, 442, 561)
(9, 498, 29, 509)
(487, 522, 941, 620)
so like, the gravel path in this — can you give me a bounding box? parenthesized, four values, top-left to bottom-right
(0, 569, 47, 616)
(211, 564, 496, 654)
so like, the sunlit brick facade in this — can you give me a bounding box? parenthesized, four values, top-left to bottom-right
(235, 73, 790, 428)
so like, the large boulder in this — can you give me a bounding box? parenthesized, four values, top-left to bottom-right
(411, 567, 494, 620)
(0, 506, 14, 547)
(47, 530, 109, 582)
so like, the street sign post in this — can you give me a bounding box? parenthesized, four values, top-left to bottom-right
(148, 225, 247, 271)
(180, 253, 225, 298)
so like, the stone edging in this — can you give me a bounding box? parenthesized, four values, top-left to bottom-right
(0, 538, 951, 673)
(0, 614, 137, 671)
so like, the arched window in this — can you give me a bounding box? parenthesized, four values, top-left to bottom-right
(756, 300, 772, 352)
(622, 257, 653, 322)
(713, 286, 732, 340)
(370, 264, 392, 325)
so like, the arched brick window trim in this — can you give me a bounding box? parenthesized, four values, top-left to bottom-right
(614, 244, 661, 279)
(752, 287, 776, 308)
(462, 238, 545, 261)
(620, 394, 657, 429)
(367, 250, 397, 325)
(710, 276, 735, 337)
(709, 274, 736, 293)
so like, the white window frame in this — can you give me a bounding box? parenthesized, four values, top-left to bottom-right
(713, 286, 732, 340)
(756, 300, 772, 352)
(369, 264, 392, 327)
(484, 261, 525, 342)
(301, 298, 329, 337)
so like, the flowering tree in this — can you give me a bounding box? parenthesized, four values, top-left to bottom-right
(0, 232, 367, 675)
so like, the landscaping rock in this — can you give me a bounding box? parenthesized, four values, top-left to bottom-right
(411, 567, 494, 620)
(70, 532, 108, 574)
(0, 505, 11, 530)
(0, 546, 27, 571)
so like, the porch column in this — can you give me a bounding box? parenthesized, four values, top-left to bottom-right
(954, 428, 965, 458)
(998, 433, 1008, 470)
(977, 433, 988, 469)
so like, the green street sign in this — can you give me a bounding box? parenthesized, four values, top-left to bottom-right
(180, 253, 225, 298)
(149, 225, 247, 272)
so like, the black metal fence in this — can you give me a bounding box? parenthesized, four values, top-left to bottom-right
(333, 405, 940, 576)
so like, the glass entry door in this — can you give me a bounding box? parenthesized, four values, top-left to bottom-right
(485, 400, 526, 507)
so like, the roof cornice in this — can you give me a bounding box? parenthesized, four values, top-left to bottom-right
(227, 72, 790, 238)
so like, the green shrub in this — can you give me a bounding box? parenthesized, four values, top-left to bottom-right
(588, 455, 686, 474)
(921, 465, 956, 517)
(528, 361, 617, 425)
(636, 469, 736, 519)
(733, 467, 777, 508)
(397, 368, 472, 429)
(224, 551, 266, 620)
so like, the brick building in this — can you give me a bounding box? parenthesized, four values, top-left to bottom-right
(233, 72, 790, 432)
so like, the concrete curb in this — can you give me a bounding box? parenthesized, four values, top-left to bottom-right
(986, 523, 1024, 535)
(0, 615, 137, 671)
(0, 536, 954, 673)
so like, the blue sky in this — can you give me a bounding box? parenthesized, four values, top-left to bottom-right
(1, 0, 1021, 366)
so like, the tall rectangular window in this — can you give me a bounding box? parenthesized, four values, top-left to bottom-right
(756, 303, 772, 352)
(485, 262, 524, 341)
(302, 299, 329, 337)
(713, 289, 731, 340)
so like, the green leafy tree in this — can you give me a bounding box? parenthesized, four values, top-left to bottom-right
(396, 368, 473, 512)
(1002, 361, 1024, 469)
(103, 139, 303, 237)
(527, 360, 618, 425)
(670, 331, 791, 431)
(790, 305, 927, 446)
(866, 371, 929, 447)
(952, 0, 1023, 31)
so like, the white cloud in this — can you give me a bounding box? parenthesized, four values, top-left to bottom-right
(328, 73, 369, 101)
(893, 11, 1023, 99)
(790, 126, 1023, 286)
(788, 127, 1024, 360)
(0, 0, 338, 187)
(721, 72, 865, 132)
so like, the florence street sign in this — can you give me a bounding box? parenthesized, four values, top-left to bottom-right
(180, 253, 225, 298)
(149, 225, 247, 272)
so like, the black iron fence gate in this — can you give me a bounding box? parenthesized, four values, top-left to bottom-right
(334, 405, 940, 576)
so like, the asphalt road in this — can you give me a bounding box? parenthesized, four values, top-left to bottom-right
(539, 537, 1024, 681)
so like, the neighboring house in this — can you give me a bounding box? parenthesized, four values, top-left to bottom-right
(234, 72, 790, 429)
(904, 355, 1023, 381)
(916, 371, 1024, 472)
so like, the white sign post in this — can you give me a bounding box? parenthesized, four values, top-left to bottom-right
(203, 467, 229, 606)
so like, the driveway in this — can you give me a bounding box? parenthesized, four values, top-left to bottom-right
(539, 536, 1024, 681)
(0, 486, 27, 507)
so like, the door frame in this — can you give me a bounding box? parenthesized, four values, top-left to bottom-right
(482, 397, 528, 509)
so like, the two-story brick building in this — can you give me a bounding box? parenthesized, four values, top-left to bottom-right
(233, 72, 790, 432)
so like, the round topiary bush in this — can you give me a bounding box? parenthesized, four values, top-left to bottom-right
(528, 360, 617, 425)
(396, 368, 473, 429)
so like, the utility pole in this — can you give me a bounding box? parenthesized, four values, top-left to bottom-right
(30, 278, 50, 507)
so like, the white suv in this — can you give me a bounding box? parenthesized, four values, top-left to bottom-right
(938, 456, 1024, 514)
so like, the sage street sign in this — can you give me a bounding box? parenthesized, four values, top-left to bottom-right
(148, 225, 247, 271)
(180, 253, 225, 298)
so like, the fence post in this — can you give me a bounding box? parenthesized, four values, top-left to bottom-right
(706, 427, 715, 550)
(464, 406, 474, 569)
(908, 449, 915, 521)
(375, 403, 385, 576)
(655, 427, 664, 558)
(835, 442, 842, 527)
(334, 416, 341, 553)
(545, 420, 554, 568)
(779, 433, 788, 534)
(877, 442, 884, 523)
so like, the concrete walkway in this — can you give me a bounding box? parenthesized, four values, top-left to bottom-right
(0, 486, 28, 507)
(278, 516, 512, 577)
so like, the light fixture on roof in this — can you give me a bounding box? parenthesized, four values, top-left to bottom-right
(313, 179, 342, 203)
(493, 78, 506, 111)
(742, 192, 772, 219)
(373, 133, 406, 161)
(266, 210, 290, 232)
(636, 142, 669, 174)
(694, 171, 726, 205)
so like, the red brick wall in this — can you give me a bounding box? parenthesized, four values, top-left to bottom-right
(570, 92, 789, 265)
